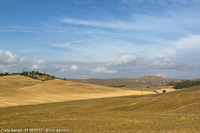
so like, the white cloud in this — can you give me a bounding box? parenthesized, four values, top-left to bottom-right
(59, 17, 149, 30)
(109, 54, 138, 65)
(0, 50, 47, 73)
(0, 64, 9, 72)
(53, 39, 93, 48)
(0, 50, 19, 64)
(70, 65, 78, 71)
(60, 68, 66, 72)
(37, 59, 46, 64)
(174, 35, 200, 50)
(28, 58, 46, 70)
(163, 34, 200, 62)
(20, 57, 29, 62)
(118, 54, 138, 64)
(0, 50, 199, 79)
(92, 66, 118, 74)
(31, 64, 39, 69)
(151, 57, 175, 68)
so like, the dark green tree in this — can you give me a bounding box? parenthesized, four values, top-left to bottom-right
(162, 90, 166, 93)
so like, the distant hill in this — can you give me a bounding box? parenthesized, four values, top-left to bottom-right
(68, 76, 184, 87)
(2, 71, 200, 89)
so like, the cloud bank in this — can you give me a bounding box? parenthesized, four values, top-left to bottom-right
(0, 48, 199, 79)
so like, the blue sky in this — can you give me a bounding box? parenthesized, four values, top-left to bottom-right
(0, 0, 200, 79)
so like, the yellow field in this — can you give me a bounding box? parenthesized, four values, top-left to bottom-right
(0, 75, 166, 108)
(0, 85, 199, 132)
(1, 75, 199, 132)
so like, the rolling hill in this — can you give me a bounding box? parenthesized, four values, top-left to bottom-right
(69, 76, 183, 88)
(0, 75, 162, 108)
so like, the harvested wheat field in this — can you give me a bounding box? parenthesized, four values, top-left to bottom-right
(0, 75, 159, 108)
(0, 82, 199, 132)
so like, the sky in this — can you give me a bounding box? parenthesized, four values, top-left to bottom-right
(0, 0, 200, 79)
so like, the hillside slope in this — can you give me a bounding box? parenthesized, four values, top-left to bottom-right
(83, 86, 200, 113)
(0, 86, 199, 132)
(0, 75, 157, 108)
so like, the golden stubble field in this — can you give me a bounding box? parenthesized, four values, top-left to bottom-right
(0, 75, 199, 132)
(0, 75, 170, 108)
(0, 86, 199, 132)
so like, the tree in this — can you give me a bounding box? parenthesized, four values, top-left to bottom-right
(162, 90, 166, 93)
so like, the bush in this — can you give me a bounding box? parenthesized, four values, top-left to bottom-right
(110, 85, 126, 87)
(162, 90, 166, 93)
(32, 76, 37, 79)
(51, 76, 55, 79)
(0, 72, 10, 76)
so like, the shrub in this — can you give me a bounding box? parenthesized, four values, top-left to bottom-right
(162, 90, 166, 93)
(51, 76, 55, 79)
(32, 76, 37, 79)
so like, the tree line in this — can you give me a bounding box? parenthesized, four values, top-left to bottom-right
(0, 71, 55, 81)
(173, 80, 200, 89)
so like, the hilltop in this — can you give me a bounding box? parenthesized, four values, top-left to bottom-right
(69, 76, 183, 88)
(0, 71, 55, 81)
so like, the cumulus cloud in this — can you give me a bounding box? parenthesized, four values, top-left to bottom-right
(164, 35, 200, 62)
(0, 50, 20, 72)
(0, 50, 46, 73)
(108, 54, 138, 66)
(29, 59, 46, 70)
(70, 65, 78, 71)
(0, 50, 19, 64)
(60, 68, 66, 72)
(92, 66, 118, 74)
(0, 50, 199, 79)
(118, 54, 138, 64)
(151, 57, 175, 68)
(31, 64, 39, 69)
(174, 35, 200, 50)
(37, 59, 46, 64)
